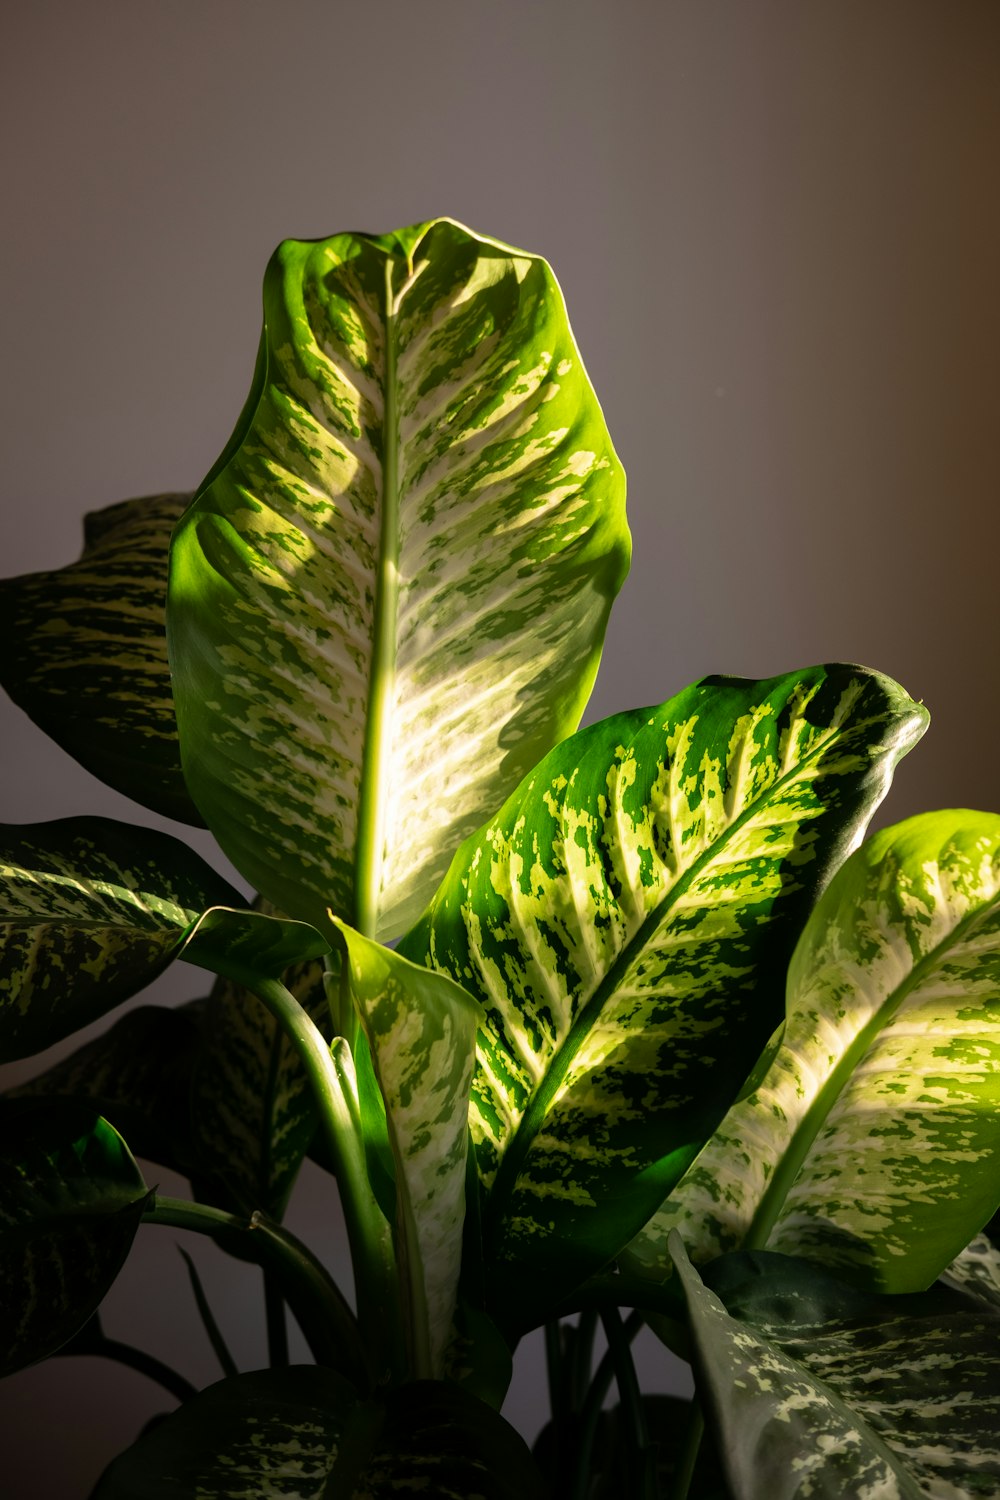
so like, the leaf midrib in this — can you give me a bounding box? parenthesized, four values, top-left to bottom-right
(743, 892, 1000, 1252)
(484, 708, 865, 1237)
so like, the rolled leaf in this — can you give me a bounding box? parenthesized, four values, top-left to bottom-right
(627, 810, 1000, 1292)
(401, 666, 926, 1322)
(334, 919, 483, 1377)
(940, 1231, 1000, 1313)
(0, 1100, 150, 1375)
(0, 817, 328, 1062)
(672, 1235, 1000, 1500)
(167, 217, 630, 942)
(7, 1001, 203, 1174)
(0, 493, 199, 824)
(93, 1368, 547, 1498)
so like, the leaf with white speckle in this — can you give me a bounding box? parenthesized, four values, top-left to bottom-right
(627, 811, 1000, 1293)
(167, 219, 629, 942)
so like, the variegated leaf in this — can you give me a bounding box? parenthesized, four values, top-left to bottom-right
(191, 931, 329, 1218)
(333, 919, 482, 1377)
(0, 493, 200, 824)
(167, 218, 630, 942)
(400, 666, 926, 1322)
(93, 1368, 547, 1499)
(7, 1001, 203, 1175)
(941, 1231, 1000, 1313)
(0, 817, 329, 1062)
(0, 1100, 150, 1375)
(674, 1236, 1000, 1500)
(627, 811, 1000, 1292)
(0, 817, 241, 1061)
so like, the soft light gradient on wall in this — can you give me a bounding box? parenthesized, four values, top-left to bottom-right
(2, 3, 998, 1493)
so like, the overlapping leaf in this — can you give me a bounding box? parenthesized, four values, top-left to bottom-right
(627, 811, 1000, 1291)
(167, 217, 630, 942)
(334, 920, 482, 1377)
(93, 1368, 547, 1498)
(0, 817, 328, 1062)
(401, 665, 926, 1320)
(0, 493, 199, 823)
(672, 1236, 1000, 1500)
(0, 1100, 150, 1375)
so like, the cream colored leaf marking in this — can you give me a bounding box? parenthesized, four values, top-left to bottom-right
(170, 219, 628, 942)
(671, 1238, 920, 1500)
(628, 813, 1000, 1290)
(460, 680, 889, 1215)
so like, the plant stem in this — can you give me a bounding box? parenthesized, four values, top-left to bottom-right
(177, 1246, 238, 1379)
(600, 1305, 655, 1500)
(569, 1309, 598, 1412)
(545, 1319, 565, 1423)
(264, 1269, 290, 1369)
(143, 1196, 365, 1384)
(229, 971, 402, 1384)
(570, 1308, 644, 1500)
(63, 1334, 196, 1404)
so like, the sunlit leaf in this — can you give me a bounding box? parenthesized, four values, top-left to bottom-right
(401, 665, 926, 1323)
(168, 218, 630, 941)
(628, 811, 1000, 1292)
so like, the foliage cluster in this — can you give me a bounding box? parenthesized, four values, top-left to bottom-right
(2, 220, 1000, 1498)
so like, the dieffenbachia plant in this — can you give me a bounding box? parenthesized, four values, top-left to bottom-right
(2, 217, 999, 1500)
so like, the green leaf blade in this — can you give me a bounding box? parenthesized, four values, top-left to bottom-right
(0, 818, 243, 1061)
(0, 1100, 149, 1375)
(168, 218, 629, 941)
(628, 810, 1000, 1292)
(402, 665, 926, 1321)
(674, 1238, 1000, 1500)
(0, 493, 199, 824)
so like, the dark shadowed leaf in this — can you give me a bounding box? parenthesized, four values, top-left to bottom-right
(0, 1100, 149, 1375)
(0, 493, 199, 823)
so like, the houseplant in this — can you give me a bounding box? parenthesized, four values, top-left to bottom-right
(2, 217, 999, 1498)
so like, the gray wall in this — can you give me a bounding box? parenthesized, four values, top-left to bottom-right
(2, 2, 999, 1492)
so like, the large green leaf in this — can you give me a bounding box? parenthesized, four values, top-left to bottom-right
(167, 217, 630, 942)
(626, 810, 1000, 1292)
(400, 666, 926, 1323)
(334, 920, 483, 1377)
(0, 1100, 150, 1375)
(672, 1235, 1000, 1500)
(0, 493, 199, 824)
(0, 817, 328, 1061)
(93, 1368, 547, 1498)
(6, 1001, 203, 1175)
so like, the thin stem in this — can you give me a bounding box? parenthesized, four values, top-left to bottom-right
(600, 1306, 654, 1500)
(264, 1269, 290, 1369)
(569, 1309, 598, 1412)
(222, 971, 402, 1383)
(178, 1246, 238, 1379)
(668, 1401, 704, 1500)
(63, 1335, 196, 1405)
(144, 1196, 365, 1385)
(571, 1309, 644, 1500)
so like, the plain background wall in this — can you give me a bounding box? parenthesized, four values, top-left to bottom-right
(2, 2, 999, 1492)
